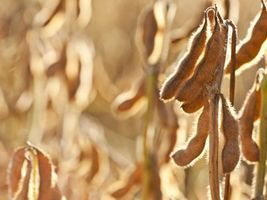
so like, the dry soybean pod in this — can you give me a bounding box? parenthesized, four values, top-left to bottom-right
(225, 0, 267, 74)
(136, 5, 158, 63)
(220, 94, 240, 173)
(160, 8, 214, 100)
(111, 78, 145, 115)
(207, 8, 229, 86)
(176, 10, 224, 102)
(239, 77, 261, 162)
(171, 100, 209, 166)
(180, 90, 204, 113)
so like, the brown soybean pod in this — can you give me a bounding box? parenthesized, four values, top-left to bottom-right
(136, 6, 158, 62)
(239, 83, 260, 162)
(180, 90, 204, 113)
(171, 101, 209, 166)
(221, 95, 240, 173)
(160, 8, 213, 100)
(225, 0, 267, 74)
(112, 79, 145, 113)
(176, 11, 224, 102)
(178, 11, 228, 102)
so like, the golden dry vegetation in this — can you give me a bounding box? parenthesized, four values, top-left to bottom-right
(0, 0, 267, 200)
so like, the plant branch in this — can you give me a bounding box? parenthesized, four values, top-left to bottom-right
(254, 73, 267, 199)
(224, 20, 237, 200)
(142, 65, 158, 200)
(208, 15, 229, 200)
(209, 89, 220, 200)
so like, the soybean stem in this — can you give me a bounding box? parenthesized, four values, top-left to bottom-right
(224, 20, 237, 200)
(254, 74, 267, 199)
(209, 92, 220, 200)
(142, 66, 158, 200)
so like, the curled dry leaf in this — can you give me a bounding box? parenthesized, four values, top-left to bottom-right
(8, 144, 63, 200)
(160, 7, 212, 100)
(171, 101, 209, 166)
(225, 0, 267, 74)
(220, 94, 240, 173)
(239, 73, 262, 162)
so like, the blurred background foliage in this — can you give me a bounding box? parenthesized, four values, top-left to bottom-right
(0, 0, 265, 199)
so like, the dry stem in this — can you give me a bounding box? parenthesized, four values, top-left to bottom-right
(224, 20, 237, 200)
(254, 73, 267, 199)
(209, 90, 220, 200)
(142, 65, 158, 200)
